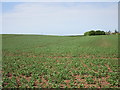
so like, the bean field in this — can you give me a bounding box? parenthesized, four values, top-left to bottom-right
(2, 34, 119, 88)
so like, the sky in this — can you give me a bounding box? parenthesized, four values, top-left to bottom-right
(1, 2, 118, 35)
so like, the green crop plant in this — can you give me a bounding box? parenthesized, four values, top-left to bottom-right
(2, 34, 118, 88)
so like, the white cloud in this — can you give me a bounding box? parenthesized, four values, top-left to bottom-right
(2, 2, 118, 35)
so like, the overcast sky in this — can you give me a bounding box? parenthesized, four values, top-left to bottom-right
(1, 2, 118, 35)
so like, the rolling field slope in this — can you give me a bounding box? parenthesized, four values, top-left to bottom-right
(2, 34, 119, 88)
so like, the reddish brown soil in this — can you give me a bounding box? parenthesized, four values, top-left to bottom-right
(64, 80, 71, 88)
(3, 52, 118, 88)
(105, 64, 113, 72)
(6, 72, 13, 79)
(4, 52, 119, 60)
(16, 76, 21, 87)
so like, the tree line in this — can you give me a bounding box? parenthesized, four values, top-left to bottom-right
(84, 30, 119, 36)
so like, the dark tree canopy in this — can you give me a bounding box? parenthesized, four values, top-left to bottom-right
(84, 30, 106, 36)
(114, 29, 118, 33)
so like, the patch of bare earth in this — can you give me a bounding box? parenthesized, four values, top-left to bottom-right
(38, 76, 49, 88)
(74, 75, 99, 88)
(73, 74, 112, 88)
(105, 64, 113, 72)
(2, 82, 9, 87)
(60, 84, 66, 88)
(93, 77, 111, 88)
(64, 80, 71, 88)
(4, 52, 119, 60)
(0, 71, 4, 74)
(33, 80, 39, 88)
(74, 75, 86, 83)
(19, 73, 32, 82)
(73, 62, 113, 88)
(81, 61, 98, 74)
(6, 72, 13, 79)
(16, 76, 21, 87)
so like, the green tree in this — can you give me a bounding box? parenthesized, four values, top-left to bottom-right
(84, 30, 106, 36)
(114, 29, 118, 33)
(89, 30, 95, 36)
